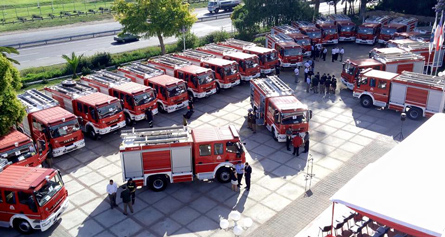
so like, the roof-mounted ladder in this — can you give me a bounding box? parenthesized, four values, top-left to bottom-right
(202, 44, 239, 54)
(121, 126, 190, 145)
(181, 49, 216, 61)
(150, 55, 191, 68)
(18, 89, 59, 112)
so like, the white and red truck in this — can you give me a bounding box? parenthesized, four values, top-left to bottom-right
(356, 15, 391, 45)
(378, 17, 418, 44)
(197, 43, 261, 81)
(172, 49, 241, 90)
(0, 130, 48, 167)
(80, 70, 158, 124)
(118, 62, 165, 86)
(17, 89, 85, 157)
(265, 33, 304, 67)
(0, 158, 69, 234)
(271, 25, 312, 57)
(353, 69, 445, 120)
(328, 14, 356, 42)
(44, 80, 126, 139)
(119, 125, 246, 191)
(292, 21, 323, 45)
(147, 55, 217, 100)
(315, 16, 339, 44)
(219, 39, 278, 75)
(250, 76, 312, 142)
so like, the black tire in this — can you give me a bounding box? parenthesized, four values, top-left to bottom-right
(158, 103, 166, 113)
(360, 96, 373, 108)
(125, 113, 132, 126)
(216, 83, 221, 94)
(272, 128, 278, 141)
(407, 108, 422, 120)
(215, 8, 219, 13)
(216, 167, 231, 183)
(149, 175, 168, 192)
(87, 126, 97, 140)
(14, 219, 33, 235)
(47, 145, 53, 159)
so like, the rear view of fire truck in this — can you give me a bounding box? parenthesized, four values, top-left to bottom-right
(44, 80, 126, 139)
(18, 89, 85, 157)
(119, 125, 245, 191)
(266, 33, 303, 67)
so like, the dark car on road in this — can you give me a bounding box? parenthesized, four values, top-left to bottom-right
(114, 34, 140, 43)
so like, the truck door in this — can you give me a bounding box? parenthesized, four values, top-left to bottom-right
(171, 146, 193, 183)
(121, 152, 143, 180)
(370, 78, 390, 104)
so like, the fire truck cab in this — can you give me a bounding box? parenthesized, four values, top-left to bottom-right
(315, 17, 339, 44)
(0, 158, 69, 234)
(197, 44, 261, 81)
(147, 55, 217, 100)
(378, 17, 418, 44)
(44, 80, 126, 139)
(356, 16, 391, 45)
(266, 33, 303, 67)
(271, 25, 312, 57)
(80, 71, 158, 124)
(18, 89, 85, 157)
(119, 125, 245, 191)
(328, 14, 356, 42)
(118, 62, 165, 86)
(250, 76, 311, 142)
(341, 58, 384, 90)
(145, 75, 189, 113)
(219, 39, 278, 75)
(292, 21, 322, 45)
(0, 130, 47, 167)
(354, 69, 445, 120)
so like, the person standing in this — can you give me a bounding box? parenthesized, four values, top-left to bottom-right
(120, 186, 134, 215)
(106, 180, 118, 209)
(275, 60, 281, 76)
(304, 66, 309, 81)
(331, 75, 337, 94)
(294, 67, 300, 83)
(182, 114, 188, 126)
(325, 74, 332, 95)
(306, 75, 311, 93)
(312, 72, 320, 93)
(322, 47, 327, 61)
(339, 47, 345, 62)
(331, 47, 335, 62)
(292, 134, 303, 156)
(244, 162, 252, 191)
(146, 108, 154, 128)
(320, 73, 327, 95)
(127, 178, 136, 205)
(286, 127, 293, 151)
(303, 132, 310, 153)
(235, 161, 244, 187)
(311, 44, 315, 58)
(188, 99, 194, 113)
(252, 112, 257, 133)
(230, 168, 238, 192)
(314, 46, 319, 61)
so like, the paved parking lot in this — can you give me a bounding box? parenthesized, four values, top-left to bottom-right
(1, 43, 426, 237)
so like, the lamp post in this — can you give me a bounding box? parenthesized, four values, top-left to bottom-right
(181, 26, 187, 51)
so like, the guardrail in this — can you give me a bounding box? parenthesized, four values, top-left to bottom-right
(4, 13, 232, 49)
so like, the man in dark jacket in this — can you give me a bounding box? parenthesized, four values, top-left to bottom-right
(312, 72, 320, 93)
(244, 162, 252, 190)
(127, 178, 136, 205)
(120, 186, 133, 215)
(320, 73, 327, 95)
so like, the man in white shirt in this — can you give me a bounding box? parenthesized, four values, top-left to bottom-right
(331, 47, 336, 62)
(304, 67, 309, 81)
(306, 75, 311, 93)
(107, 179, 118, 209)
(294, 67, 300, 83)
(304, 61, 310, 68)
(322, 47, 327, 61)
(339, 47, 345, 62)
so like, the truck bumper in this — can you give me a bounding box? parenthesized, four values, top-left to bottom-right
(166, 100, 188, 113)
(323, 39, 339, 44)
(339, 36, 356, 41)
(261, 68, 273, 74)
(356, 39, 374, 45)
(97, 120, 126, 135)
(221, 80, 241, 89)
(40, 198, 69, 232)
(195, 88, 217, 98)
(52, 139, 85, 157)
(277, 134, 286, 143)
(281, 62, 302, 68)
(133, 113, 147, 121)
(341, 77, 354, 90)
(240, 73, 261, 81)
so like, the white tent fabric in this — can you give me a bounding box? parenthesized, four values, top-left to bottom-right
(331, 113, 445, 237)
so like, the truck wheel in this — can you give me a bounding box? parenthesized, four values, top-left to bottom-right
(216, 84, 221, 94)
(360, 96, 372, 108)
(272, 128, 278, 141)
(407, 108, 422, 120)
(158, 103, 166, 113)
(87, 126, 98, 140)
(149, 175, 168, 191)
(216, 167, 231, 183)
(125, 113, 133, 126)
(14, 219, 33, 235)
(215, 8, 219, 13)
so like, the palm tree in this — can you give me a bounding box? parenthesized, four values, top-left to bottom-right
(62, 52, 83, 79)
(0, 46, 20, 65)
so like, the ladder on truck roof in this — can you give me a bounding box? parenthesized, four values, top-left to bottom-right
(49, 80, 96, 98)
(202, 43, 239, 54)
(254, 75, 294, 97)
(18, 89, 59, 112)
(269, 33, 294, 43)
(150, 55, 191, 68)
(399, 41, 429, 50)
(121, 126, 190, 146)
(181, 49, 216, 61)
(274, 25, 300, 34)
(87, 71, 130, 86)
(375, 52, 424, 63)
(390, 17, 417, 25)
(294, 21, 316, 28)
(396, 71, 445, 88)
(316, 16, 334, 24)
(365, 15, 391, 24)
(225, 38, 256, 48)
(126, 63, 165, 77)
(0, 158, 10, 172)
(329, 14, 351, 21)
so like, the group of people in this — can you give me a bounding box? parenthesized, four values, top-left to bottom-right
(331, 46, 345, 62)
(230, 161, 252, 192)
(286, 129, 310, 157)
(247, 109, 257, 133)
(311, 44, 328, 62)
(295, 59, 337, 95)
(106, 178, 137, 215)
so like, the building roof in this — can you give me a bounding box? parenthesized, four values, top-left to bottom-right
(269, 95, 307, 111)
(148, 75, 184, 87)
(0, 165, 53, 190)
(113, 82, 151, 94)
(362, 69, 399, 80)
(32, 106, 76, 125)
(192, 125, 239, 143)
(76, 92, 117, 107)
(178, 65, 211, 74)
(0, 130, 32, 152)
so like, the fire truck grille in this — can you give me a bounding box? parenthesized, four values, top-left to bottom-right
(62, 138, 75, 144)
(107, 119, 119, 126)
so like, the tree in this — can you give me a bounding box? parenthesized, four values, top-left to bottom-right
(0, 55, 26, 136)
(62, 52, 83, 79)
(0, 46, 20, 65)
(113, 0, 197, 55)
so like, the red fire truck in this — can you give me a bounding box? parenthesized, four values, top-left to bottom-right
(119, 125, 246, 191)
(197, 43, 261, 81)
(341, 58, 384, 90)
(356, 15, 391, 45)
(80, 70, 158, 125)
(147, 55, 217, 99)
(44, 80, 126, 139)
(292, 21, 322, 45)
(315, 17, 339, 44)
(173, 49, 241, 89)
(250, 76, 311, 142)
(328, 14, 356, 42)
(0, 158, 69, 234)
(219, 39, 278, 75)
(265, 33, 303, 67)
(378, 17, 418, 44)
(353, 69, 445, 120)
(144, 75, 189, 113)
(118, 62, 165, 86)
(271, 25, 312, 57)
(0, 130, 47, 167)
(17, 89, 85, 157)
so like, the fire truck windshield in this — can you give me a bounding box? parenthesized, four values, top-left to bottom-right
(296, 39, 310, 46)
(381, 28, 397, 35)
(358, 27, 373, 34)
(307, 31, 321, 38)
(49, 120, 80, 138)
(245, 59, 259, 68)
(263, 52, 277, 63)
(223, 65, 237, 76)
(1, 142, 36, 164)
(344, 63, 357, 75)
(168, 83, 186, 97)
(34, 173, 63, 207)
(284, 48, 302, 56)
(323, 28, 337, 35)
(97, 102, 122, 119)
(340, 25, 354, 32)
(134, 91, 155, 106)
(281, 112, 307, 125)
(197, 72, 215, 84)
